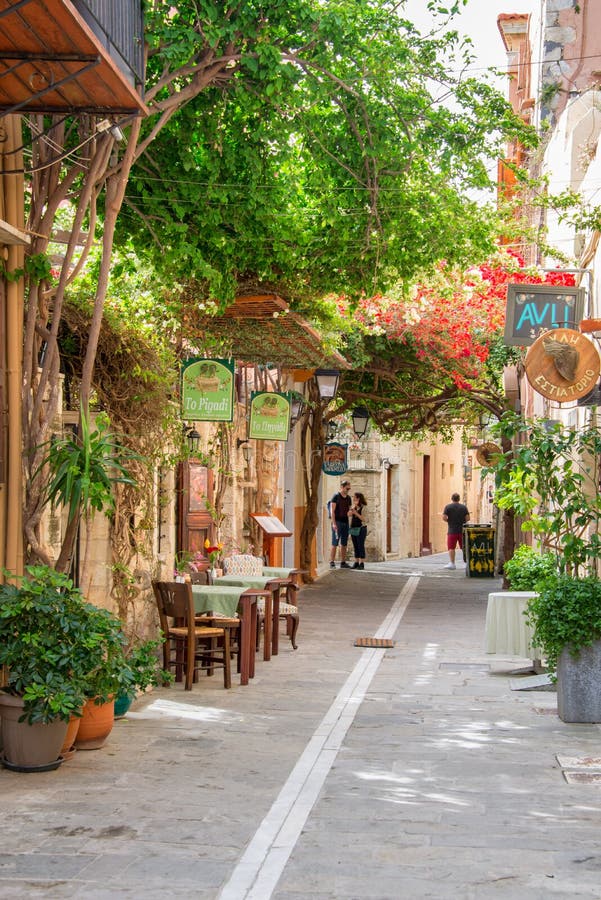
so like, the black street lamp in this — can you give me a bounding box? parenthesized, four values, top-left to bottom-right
(186, 427, 201, 454)
(351, 406, 370, 438)
(314, 369, 340, 401)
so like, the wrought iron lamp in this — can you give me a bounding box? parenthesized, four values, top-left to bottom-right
(351, 406, 370, 438)
(186, 427, 201, 454)
(236, 438, 252, 463)
(290, 394, 305, 429)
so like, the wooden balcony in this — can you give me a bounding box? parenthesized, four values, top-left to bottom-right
(0, 0, 146, 116)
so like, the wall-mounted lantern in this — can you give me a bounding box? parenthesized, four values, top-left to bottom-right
(185, 426, 201, 454)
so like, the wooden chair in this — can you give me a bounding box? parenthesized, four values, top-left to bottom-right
(196, 615, 242, 671)
(190, 569, 213, 585)
(222, 555, 300, 649)
(152, 581, 231, 689)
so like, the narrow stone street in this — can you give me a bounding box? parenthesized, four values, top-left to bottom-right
(1, 557, 600, 899)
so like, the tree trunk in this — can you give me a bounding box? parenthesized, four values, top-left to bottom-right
(500, 433, 515, 587)
(298, 386, 329, 578)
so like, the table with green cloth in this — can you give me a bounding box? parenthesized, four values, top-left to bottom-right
(214, 575, 281, 659)
(190, 584, 263, 685)
(216, 575, 270, 591)
(191, 584, 246, 617)
(262, 566, 295, 578)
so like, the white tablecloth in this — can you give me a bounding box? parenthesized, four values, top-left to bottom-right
(485, 592, 540, 658)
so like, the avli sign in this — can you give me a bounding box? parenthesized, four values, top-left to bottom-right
(249, 392, 291, 441)
(504, 283, 585, 346)
(181, 358, 235, 422)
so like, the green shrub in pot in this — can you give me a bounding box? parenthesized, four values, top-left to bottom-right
(0, 565, 138, 722)
(0, 566, 100, 724)
(525, 574, 601, 675)
(78, 602, 134, 706)
(503, 544, 557, 592)
(115, 637, 172, 714)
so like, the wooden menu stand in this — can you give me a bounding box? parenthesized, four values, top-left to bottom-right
(250, 513, 292, 566)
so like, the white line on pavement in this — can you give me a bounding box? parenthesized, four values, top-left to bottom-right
(217, 575, 420, 900)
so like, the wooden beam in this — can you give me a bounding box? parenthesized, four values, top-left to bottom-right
(0, 218, 29, 246)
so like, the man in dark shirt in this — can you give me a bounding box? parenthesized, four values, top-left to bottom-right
(442, 493, 470, 569)
(328, 480, 352, 568)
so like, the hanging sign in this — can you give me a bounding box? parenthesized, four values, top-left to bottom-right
(249, 391, 291, 441)
(322, 441, 348, 476)
(524, 328, 601, 402)
(504, 284, 585, 346)
(181, 358, 235, 422)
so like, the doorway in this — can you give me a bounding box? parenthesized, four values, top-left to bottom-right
(420, 454, 432, 555)
(177, 461, 214, 555)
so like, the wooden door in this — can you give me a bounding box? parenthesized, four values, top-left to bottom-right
(386, 464, 392, 553)
(420, 454, 432, 555)
(178, 462, 214, 554)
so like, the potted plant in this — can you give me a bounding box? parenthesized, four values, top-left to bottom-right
(73, 603, 135, 750)
(503, 544, 557, 592)
(113, 637, 172, 718)
(525, 575, 601, 721)
(0, 566, 110, 770)
(489, 413, 601, 722)
(173, 550, 194, 582)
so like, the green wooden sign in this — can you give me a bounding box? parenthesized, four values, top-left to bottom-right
(249, 391, 291, 441)
(181, 358, 235, 422)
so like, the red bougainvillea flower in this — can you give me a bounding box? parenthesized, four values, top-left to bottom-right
(352, 250, 576, 389)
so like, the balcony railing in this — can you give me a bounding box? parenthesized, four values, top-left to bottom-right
(72, 0, 144, 93)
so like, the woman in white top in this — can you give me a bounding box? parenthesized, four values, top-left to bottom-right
(348, 492, 368, 570)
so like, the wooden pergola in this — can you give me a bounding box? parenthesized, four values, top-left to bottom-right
(192, 294, 348, 371)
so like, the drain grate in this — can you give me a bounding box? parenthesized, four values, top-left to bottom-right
(556, 755, 601, 785)
(354, 637, 395, 648)
(439, 662, 490, 671)
(557, 755, 601, 769)
(563, 772, 601, 785)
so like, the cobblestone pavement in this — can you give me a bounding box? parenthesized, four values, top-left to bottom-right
(1, 555, 600, 899)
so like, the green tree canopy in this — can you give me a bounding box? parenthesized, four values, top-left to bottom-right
(120, 0, 534, 303)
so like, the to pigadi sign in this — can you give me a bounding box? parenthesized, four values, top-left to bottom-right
(181, 358, 235, 422)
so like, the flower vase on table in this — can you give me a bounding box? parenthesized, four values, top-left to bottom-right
(204, 539, 223, 581)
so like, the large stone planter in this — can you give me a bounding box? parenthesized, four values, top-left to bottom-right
(557, 638, 601, 723)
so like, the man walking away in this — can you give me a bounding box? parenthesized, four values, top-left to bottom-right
(442, 493, 470, 570)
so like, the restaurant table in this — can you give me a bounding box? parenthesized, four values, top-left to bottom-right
(485, 591, 542, 669)
(214, 576, 282, 659)
(262, 566, 295, 579)
(191, 584, 267, 685)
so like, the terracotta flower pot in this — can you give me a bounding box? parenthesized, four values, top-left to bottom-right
(0, 692, 68, 771)
(74, 697, 115, 750)
(60, 714, 82, 760)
